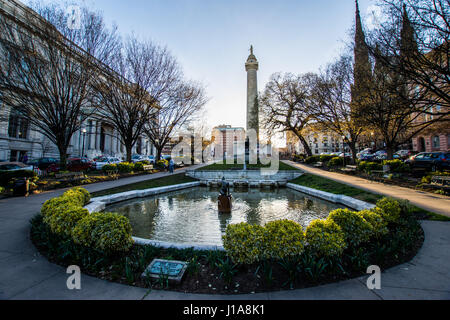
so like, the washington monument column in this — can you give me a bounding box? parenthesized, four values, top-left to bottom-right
(245, 45, 259, 140)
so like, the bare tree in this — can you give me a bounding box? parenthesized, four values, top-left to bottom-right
(0, 2, 119, 166)
(144, 80, 207, 161)
(260, 73, 319, 157)
(356, 44, 449, 159)
(369, 0, 449, 112)
(313, 55, 365, 162)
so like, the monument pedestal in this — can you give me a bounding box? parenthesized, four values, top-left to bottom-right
(218, 195, 232, 214)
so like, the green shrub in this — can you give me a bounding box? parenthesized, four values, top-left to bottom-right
(156, 159, 168, 169)
(72, 212, 134, 254)
(44, 205, 89, 237)
(328, 157, 344, 167)
(305, 155, 321, 164)
(263, 220, 305, 260)
(0, 186, 5, 194)
(357, 210, 388, 238)
(293, 154, 306, 162)
(117, 162, 135, 173)
(383, 160, 409, 173)
(41, 196, 78, 217)
(305, 219, 346, 257)
(70, 187, 91, 205)
(319, 155, 335, 163)
(222, 223, 265, 265)
(375, 197, 401, 224)
(327, 209, 373, 247)
(102, 164, 117, 172)
(358, 161, 382, 173)
(62, 189, 86, 207)
(420, 171, 450, 184)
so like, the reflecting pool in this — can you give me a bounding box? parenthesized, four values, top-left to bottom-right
(106, 187, 346, 246)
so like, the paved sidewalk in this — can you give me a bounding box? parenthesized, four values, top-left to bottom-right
(0, 162, 449, 299)
(285, 161, 450, 218)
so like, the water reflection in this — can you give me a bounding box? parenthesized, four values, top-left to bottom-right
(106, 187, 346, 246)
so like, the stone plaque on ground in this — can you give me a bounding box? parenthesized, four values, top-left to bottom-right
(141, 259, 188, 283)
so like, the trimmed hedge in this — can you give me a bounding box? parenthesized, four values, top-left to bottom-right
(374, 197, 401, 224)
(223, 197, 407, 263)
(358, 161, 382, 173)
(263, 220, 305, 260)
(41, 187, 133, 254)
(305, 219, 347, 257)
(327, 208, 373, 247)
(44, 205, 89, 237)
(222, 223, 265, 265)
(383, 160, 409, 173)
(72, 212, 133, 254)
(328, 157, 344, 167)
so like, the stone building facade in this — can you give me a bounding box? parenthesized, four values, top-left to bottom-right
(0, 0, 155, 162)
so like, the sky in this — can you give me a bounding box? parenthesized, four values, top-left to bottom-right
(25, 0, 380, 146)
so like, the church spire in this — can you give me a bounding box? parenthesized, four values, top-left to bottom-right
(352, 0, 372, 108)
(400, 4, 418, 59)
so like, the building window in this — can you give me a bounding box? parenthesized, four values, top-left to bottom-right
(10, 150, 27, 162)
(432, 136, 440, 149)
(8, 110, 29, 139)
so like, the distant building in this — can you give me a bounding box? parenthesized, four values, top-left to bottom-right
(286, 126, 347, 156)
(211, 125, 246, 159)
(0, 0, 155, 162)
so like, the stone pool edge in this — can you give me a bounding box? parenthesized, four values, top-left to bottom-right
(286, 183, 376, 211)
(83, 181, 375, 252)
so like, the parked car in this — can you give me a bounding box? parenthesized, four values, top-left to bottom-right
(67, 158, 94, 172)
(395, 150, 418, 160)
(0, 162, 34, 172)
(28, 158, 60, 172)
(338, 153, 352, 158)
(405, 152, 450, 172)
(131, 155, 151, 164)
(93, 157, 122, 170)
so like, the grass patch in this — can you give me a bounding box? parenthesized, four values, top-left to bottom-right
(199, 162, 300, 171)
(290, 173, 450, 221)
(91, 173, 197, 198)
(291, 174, 383, 204)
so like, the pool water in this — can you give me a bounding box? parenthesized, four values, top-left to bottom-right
(106, 187, 346, 246)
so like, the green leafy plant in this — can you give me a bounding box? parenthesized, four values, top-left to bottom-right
(327, 208, 373, 247)
(374, 197, 401, 224)
(263, 220, 305, 260)
(72, 212, 134, 254)
(305, 219, 347, 257)
(216, 257, 238, 286)
(300, 252, 328, 282)
(278, 256, 301, 289)
(328, 157, 344, 167)
(222, 223, 265, 264)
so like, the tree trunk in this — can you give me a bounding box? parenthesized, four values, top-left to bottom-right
(386, 145, 395, 161)
(348, 141, 358, 164)
(298, 135, 312, 157)
(125, 144, 133, 163)
(57, 142, 68, 170)
(156, 147, 163, 162)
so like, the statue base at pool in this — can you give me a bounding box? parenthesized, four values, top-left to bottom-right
(218, 195, 232, 214)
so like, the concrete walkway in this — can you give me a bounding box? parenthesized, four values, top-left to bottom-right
(285, 161, 450, 218)
(0, 163, 449, 299)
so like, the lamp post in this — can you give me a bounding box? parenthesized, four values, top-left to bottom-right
(81, 128, 87, 158)
(342, 135, 346, 168)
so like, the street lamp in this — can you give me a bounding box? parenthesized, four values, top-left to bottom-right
(81, 128, 87, 158)
(342, 135, 346, 168)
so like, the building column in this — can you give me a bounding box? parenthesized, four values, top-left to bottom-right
(90, 120, 96, 150)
